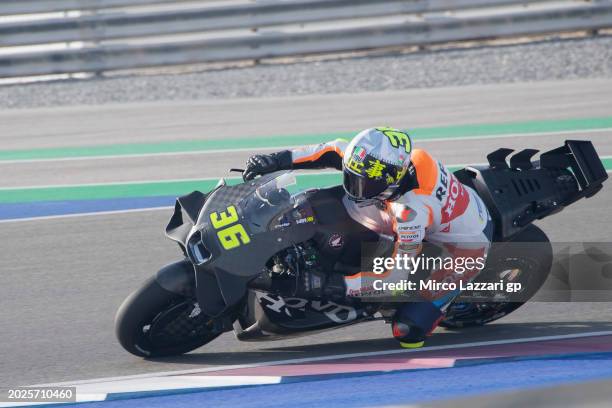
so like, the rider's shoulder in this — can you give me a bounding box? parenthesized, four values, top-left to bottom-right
(409, 149, 446, 198)
(411, 148, 438, 170)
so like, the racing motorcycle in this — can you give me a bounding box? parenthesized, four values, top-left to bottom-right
(115, 140, 607, 357)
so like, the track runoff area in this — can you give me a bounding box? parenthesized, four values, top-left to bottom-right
(2, 81, 612, 407)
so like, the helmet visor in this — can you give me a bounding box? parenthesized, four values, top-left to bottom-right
(343, 170, 389, 200)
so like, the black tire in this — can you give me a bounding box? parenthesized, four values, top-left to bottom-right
(115, 276, 221, 357)
(441, 224, 553, 328)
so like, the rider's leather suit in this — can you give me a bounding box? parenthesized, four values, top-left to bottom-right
(290, 139, 493, 306)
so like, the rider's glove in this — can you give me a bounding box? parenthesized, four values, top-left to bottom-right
(243, 151, 292, 181)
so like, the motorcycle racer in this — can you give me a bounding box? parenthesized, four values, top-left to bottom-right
(242, 127, 493, 348)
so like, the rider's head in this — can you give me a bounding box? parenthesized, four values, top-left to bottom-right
(342, 127, 414, 203)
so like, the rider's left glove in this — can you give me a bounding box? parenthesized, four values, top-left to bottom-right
(243, 151, 292, 181)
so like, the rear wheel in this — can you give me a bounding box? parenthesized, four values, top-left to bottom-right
(115, 277, 222, 357)
(441, 225, 552, 328)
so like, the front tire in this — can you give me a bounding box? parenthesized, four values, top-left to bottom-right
(115, 277, 221, 357)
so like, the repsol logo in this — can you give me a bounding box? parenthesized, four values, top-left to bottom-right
(441, 176, 469, 224)
(435, 161, 448, 202)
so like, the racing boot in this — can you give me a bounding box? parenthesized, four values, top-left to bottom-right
(391, 301, 444, 348)
(391, 320, 427, 348)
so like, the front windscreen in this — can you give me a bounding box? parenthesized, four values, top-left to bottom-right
(239, 172, 306, 233)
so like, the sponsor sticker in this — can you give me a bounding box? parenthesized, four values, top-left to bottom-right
(296, 216, 315, 224)
(272, 215, 291, 230)
(399, 229, 423, 242)
(398, 224, 422, 231)
(441, 175, 469, 224)
(353, 146, 367, 162)
(328, 233, 344, 249)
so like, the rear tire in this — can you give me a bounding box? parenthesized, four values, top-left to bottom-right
(115, 277, 221, 357)
(441, 225, 552, 328)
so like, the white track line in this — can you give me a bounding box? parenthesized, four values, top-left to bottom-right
(0, 206, 173, 224)
(0, 171, 337, 191)
(1, 127, 611, 165)
(34, 330, 612, 388)
(0, 175, 232, 191)
(413, 127, 612, 143)
(0, 146, 283, 165)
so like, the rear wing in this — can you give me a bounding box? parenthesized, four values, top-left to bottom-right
(455, 140, 608, 241)
(540, 140, 608, 202)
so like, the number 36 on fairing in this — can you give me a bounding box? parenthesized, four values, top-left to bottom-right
(209, 205, 251, 250)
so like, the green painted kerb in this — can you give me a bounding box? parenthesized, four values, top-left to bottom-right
(1, 116, 611, 161)
(1, 160, 610, 204)
(0, 173, 342, 204)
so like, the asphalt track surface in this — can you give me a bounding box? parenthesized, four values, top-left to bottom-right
(1, 78, 612, 394)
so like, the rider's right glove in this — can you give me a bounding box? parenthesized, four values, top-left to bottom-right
(243, 151, 292, 181)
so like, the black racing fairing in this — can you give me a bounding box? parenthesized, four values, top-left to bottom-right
(234, 291, 373, 341)
(164, 171, 383, 318)
(165, 190, 210, 253)
(187, 173, 318, 316)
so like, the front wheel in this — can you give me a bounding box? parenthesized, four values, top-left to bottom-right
(115, 277, 222, 357)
